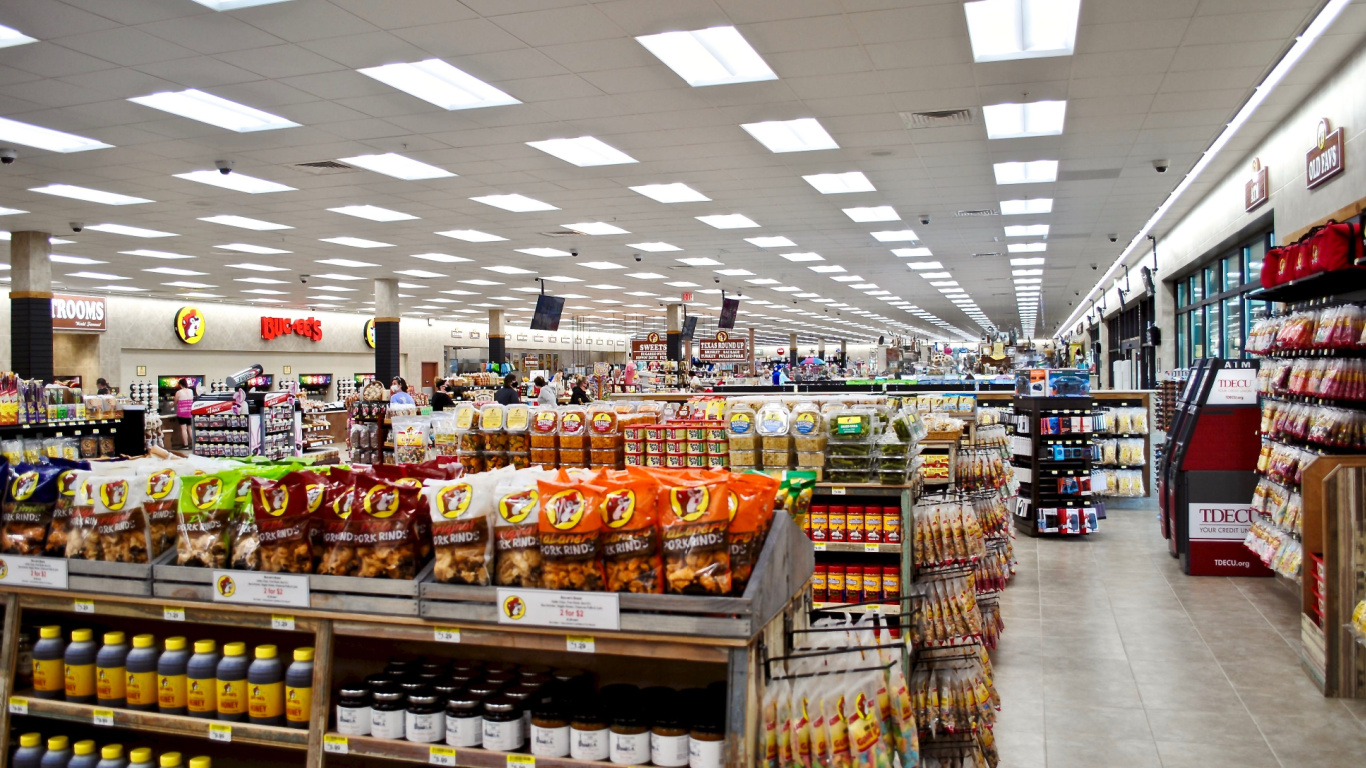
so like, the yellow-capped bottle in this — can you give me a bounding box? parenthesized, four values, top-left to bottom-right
(96, 631, 129, 708)
(215, 642, 248, 722)
(247, 644, 284, 726)
(158, 636, 190, 715)
(32, 625, 66, 699)
(125, 634, 160, 712)
(64, 628, 98, 703)
(285, 647, 314, 729)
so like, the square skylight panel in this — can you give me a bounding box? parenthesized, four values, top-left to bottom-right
(527, 137, 636, 166)
(484, 265, 535, 275)
(0, 117, 112, 153)
(870, 230, 918, 242)
(746, 236, 795, 248)
(174, 170, 295, 193)
(983, 100, 1067, 139)
(412, 253, 471, 264)
(844, 206, 899, 222)
(436, 230, 507, 243)
(358, 58, 520, 110)
(200, 215, 290, 231)
(320, 237, 392, 248)
(636, 26, 776, 87)
(628, 183, 709, 203)
(965, 0, 1081, 63)
(697, 214, 758, 229)
(740, 118, 838, 153)
(993, 160, 1058, 185)
(516, 248, 570, 258)
(129, 89, 298, 132)
(30, 184, 151, 205)
(803, 172, 874, 194)
(329, 205, 418, 222)
(1004, 224, 1050, 237)
(565, 222, 629, 236)
(86, 223, 176, 238)
(1007, 242, 1047, 253)
(315, 258, 377, 268)
(340, 153, 454, 180)
(471, 194, 557, 212)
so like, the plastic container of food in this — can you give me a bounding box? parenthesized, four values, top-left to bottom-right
(828, 468, 874, 484)
(829, 442, 875, 457)
(760, 450, 792, 468)
(729, 449, 757, 466)
(504, 404, 531, 452)
(559, 406, 588, 450)
(453, 404, 483, 453)
(796, 452, 825, 468)
(828, 455, 872, 470)
(725, 404, 757, 450)
(877, 469, 908, 486)
(827, 406, 875, 442)
(530, 408, 559, 449)
(480, 404, 509, 451)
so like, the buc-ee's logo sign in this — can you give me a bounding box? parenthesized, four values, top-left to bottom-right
(174, 306, 206, 344)
(261, 316, 323, 342)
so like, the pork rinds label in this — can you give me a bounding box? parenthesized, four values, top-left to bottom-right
(540, 530, 598, 560)
(494, 524, 536, 552)
(432, 518, 488, 547)
(662, 520, 726, 553)
(603, 528, 656, 559)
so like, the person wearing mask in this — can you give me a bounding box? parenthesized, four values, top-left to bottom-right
(389, 377, 416, 405)
(430, 381, 455, 411)
(533, 376, 558, 407)
(494, 373, 522, 405)
(569, 375, 592, 405)
(96, 378, 112, 395)
(175, 378, 196, 448)
(777, 365, 792, 385)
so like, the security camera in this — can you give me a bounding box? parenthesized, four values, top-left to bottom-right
(570, 248, 578, 258)
(0, 149, 15, 165)
(1090, 263, 1098, 270)
(919, 215, 930, 225)
(634, 254, 642, 262)
(1152, 159, 1169, 173)
(300, 274, 309, 284)
(69, 222, 83, 233)
(1108, 234, 1118, 243)
(215, 159, 234, 175)
(714, 276, 721, 284)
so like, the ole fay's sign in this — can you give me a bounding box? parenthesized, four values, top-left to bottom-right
(261, 316, 323, 342)
(50, 293, 106, 332)
(1306, 118, 1345, 189)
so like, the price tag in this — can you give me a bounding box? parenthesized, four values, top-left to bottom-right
(163, 606, 186, 622)
(831, 486, 847, 496)
(864, 543, 881, 553)
(566, 635, 595, 653)
(813, 542, 827, 552)
(74, 599, 95, 614)
(208, 723, 232, 743)
(271, 615, 295, 631)
(507, 756, 535, 766)
(428, 746, 456, 766)
(8, 697, 28, 715)
(323, 735, 348, 754)
(434, 627, 462, 643)
(93, 708, 115, 727)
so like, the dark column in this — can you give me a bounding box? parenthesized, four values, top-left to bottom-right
(374, 278, 400, 384)
(10, 231, 53, 381)
(666, 303, 683, 362)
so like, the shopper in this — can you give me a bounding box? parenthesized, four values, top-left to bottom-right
(494, 373, 522, 405)
(389, 377, 415, 406)
(96, 378, 111, 395)
(569, 376, 592, 405)
(430, 381, 455, 411)
(688, 372, 704, 391)
(175, 379, 195, 448)
(533, 376, 558, 407)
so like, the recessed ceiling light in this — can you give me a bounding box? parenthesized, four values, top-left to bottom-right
(918, 272, 952, 279)
(993, 160, 1058, 185)
(129, 89, 298, 132)
(541, 275, 583, 283)
(320, 237, 392, 248)
(314, 259, 377, 268)
(175, 170, 295, 194)
(214, 243, 289, 255)
(144, 267, 206, 276)
(407, 254, 468, 265)
(628, 183, 709, 203)
(0, 207, 23, 216)
(29, 184, 151, 205)
(471, 194, 557, 212)
(808, 265, 845, 274)
(515, 247, 570, 258)
(1010, 257, 1046, 266)
(714, 269, 753, 277)
(121, 250, 193, 260)
(850, 283, 878, 290)
(311, 273, 364, 281)
(484, 265, 536, 275)
(394, 269, 446, 278)
(843, 206, 899, 222)
(625, 243, 682, 254)
(313, 286, 357, 292)
(965, 0, 1081, 63)
(624, 291, 657, 297)
(665, 281, 699, 288)
(436, 230, 507, 243)
(67, 271, 126, 280)
(772, 286, 800, 292)
(441, 289, 479, 295)
(893, 248, 933, 258)
(795, 293, 821, 299)
(242, 288, 287, 295)
(983, 100, 1067, 139)
(675, 257, 722, 267)
(227, 263, 290, 272)
(0, 116, 112, 153)
(563, 222, 629, 237)
(1000, 198, 1053, 215)
(803, 172, 874, 194)
(830, 275, 864, 282)
(626, 272, 665, 280)
(191, 0, 295, 10)
(1007, 242, 1047, 253)
(86, 223, 176, 238)
(870, 230, 918, 242)
(179, 292, 225, 299)
(1013, 269, 1044, 276)
(0, 23, 37, 49)
(740, 118, 838, 153)
(49, 255, 105, 265)
(235, 277, 287, 284)
(930, 281, 959, 288)
(198, 214, 290, 230)
(636, 26, 776, 87)
(527, 137, 636, 167)
(1015, 277, 1042, 284)
(745, 236, 796, 249)
(1005, 224, 1050, 237)
(697, 214, 758, 229)
(358, 58, 520, 110)
(329, 205, 418, 222)
(747, 278, 779, 285)
(580, 261, 625, 270)
(340, 152, 454, 180)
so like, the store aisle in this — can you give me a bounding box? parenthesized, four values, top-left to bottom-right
(991, 502, 1366, 768)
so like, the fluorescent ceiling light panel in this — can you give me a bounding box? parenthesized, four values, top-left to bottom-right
(144, 267, 206, 276)
(771, 286, 800, 293)
(870, 230, 918, 242)
(1011, 257, 1046, 266)
(227, 263, 289, 272)
(628, 183, 709, 203)
(580, 261, 625, 270)
(930, 281, 959, 288)
(565, 222, 629, 236)
(412, 253, 470, 264)
(312, 286, 357, 292)
(747, 278, 779, 285)
(314, 258, 377, 268)
(809, 265, 845, 273)
(215, 243, 291, 255)
(0, 23, 37, 49)
(740, 118, 838, 153)
(0, 207, 23, 215)
(625, 291, 657, 297)
(993, 160, 1058, 185)
(541, 275, 582, 283)
(527, 137, 636, 167)
(1007, 242, 1047, 253)
(627, 242, 682, 253)
(30, 184, 151, 205)
(459, 279, 501, 286)
(234, 277, 286, 284)
(1013, 269, 1044, 276)
(85, 223, 175, 238)
(965, 0, 1081, 63)
(49, 255, 104, 265)
(843, 206, 899, 222)
(174, 170, 294, 194)
(340, 153, 454, 180)
(746, 236, 795, 248)
(129, 89, 297, 132)
(394, 269, 446, 278)
(436, 229, 506, 243)
(983, 100, 1067, 139)
(67, 271, 125, 280)
(470, 194, 557, 212)
(714, 269, 753, 276)
(0, 117, 111, 153)
(358, 58, 520, 110)
(697, 214, 758, 229)
(191, 0, 295, 9)
(803, 172, 874, 194)
(441, 289, 478, 295)
(892, 248, 933, 258)
(676, 257, 722, 266)
(311, 273, 364, 281)
(627, 272, 665, 280)
(781, 253, 824, 263)
(919, 272, 952, 279)
(484, 265, 535, 275)
(329, 205, 418, 222)
(320, 237, 392, 248)
(516, 248, 571, 258)
(636, 26, 776, 87)
(1004, 224, 1050, 237)
(830, 275, 864, 282)
(1000, 198, 1053, 215)
(121, 249, 193, 260)
(199, 215, 290, 230)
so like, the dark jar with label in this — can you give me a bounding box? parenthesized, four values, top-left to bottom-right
(530, 702, 571, 758)
(404, 689, 445, 744)
(651, 708, 690, 767)
(369, 688, 407, 740)
(444, 693, 483, 748)
(480, 694, 524, 752)
(570, 700, 610, 762)
(335, 685, 371, 736)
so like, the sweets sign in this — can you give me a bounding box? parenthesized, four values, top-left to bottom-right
(261, 316, 323, 342)
(630, 331, 668, 362)
(698, 331, 748, 362)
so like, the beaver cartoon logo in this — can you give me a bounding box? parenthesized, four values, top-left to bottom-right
(260, 484, 289, 517)
(304, 483, 325, 513)
(603, 489, 635, 528)
(216, 574, 236, 598)
(146, 469, 175, 500)
(438, 483, 473, 519)
(716, 330, 729, 343)
(501, 594, 526, 621)
(0, 560, 7, 579)
(647, 331, 660, 343)
(362, 485, 399, 518)
(332, 492, 354, 520)
(546, 489, 586, 530)
(174, 306, 206, 345)
(191, 477, 222, 510)
(1318, 118, 1331, 150)
(100, 478, 130, 511)
(363, 318, 376, 349)
(10, 471, 39, 501)
(498, 489, 537, 524)
(670, 486, 709, 522)
(57, 470, 79, 497)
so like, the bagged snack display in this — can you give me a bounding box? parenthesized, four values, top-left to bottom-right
(350, 470, 423, 579)
(493, 468, 550, 587)
(140, 466, 181, 557)
(727, 471, 780, 594)
(1, 462, 65, 554)
(176, 471, 237, 568)
(65, 472, 100, 560)
(659, 470, 732, 595)
(538, 469, 607, 590)
(391, 415, 430, 464)
(251, 472, 318, 573)
(598, 468, 663, 593)
(424, 469, 506, 585)
(431, 413, 459, 458)
(92, 473, 151, 563)
(315, 468, 359, 576)
(44, 460, 90, 556)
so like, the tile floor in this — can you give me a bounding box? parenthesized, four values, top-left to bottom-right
(992, 499, 1366, 768)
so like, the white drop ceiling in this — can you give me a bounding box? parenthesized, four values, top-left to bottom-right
(0, 0, 1363, 345)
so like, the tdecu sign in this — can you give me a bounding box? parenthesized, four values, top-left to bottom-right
(261, 316, 323, 342)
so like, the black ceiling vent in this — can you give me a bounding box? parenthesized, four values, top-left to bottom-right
(292, 160, 356, 175)
(956, 209, 999, 217)
(900, 109, 974, 129)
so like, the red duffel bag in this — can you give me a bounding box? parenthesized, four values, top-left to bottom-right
(1305, 219, 1362, 275)
(1262, 246, 1284, 288)
(1281, 242, 1305, 282)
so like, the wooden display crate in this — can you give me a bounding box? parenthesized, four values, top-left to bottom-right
(65, 549, 176, 596)
(152, 560, 435, 615)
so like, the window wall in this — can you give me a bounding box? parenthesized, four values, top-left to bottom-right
(1174, 230, 1272, 367)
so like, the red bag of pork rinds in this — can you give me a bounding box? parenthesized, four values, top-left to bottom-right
(657, 469, 732, 595)
(251, 472, 316, 574)
(538, 469, 607, 591)
(598, 467, 663, 594)
(726, 471, 780, 594)
(369, 463, 450, 560)
(347, 469, 423, 579)
(315, 468, 358, 575)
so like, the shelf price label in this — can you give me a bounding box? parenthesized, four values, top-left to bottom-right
(864, 543, 881, 553)
(322, 735, 348, 754)
(507, 757, 535, 766)
(813, 542, 827, 552)
(163, 606, 185, 622)
(428, 746, 456, 766)
(208, 723, 232, 743)
(8, 697, 28, 715)
(831, 486, 847, 496)
(271, 615, 296, 631)
(73, 599, 95, 614)
(93, 708, 115, 726)
(434, 627, 462, 643)
(566, 635, 595, 653)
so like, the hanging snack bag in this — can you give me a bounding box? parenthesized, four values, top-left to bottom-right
(391, 415, 430, 465)
(727, 471, 781, 594)
(315, 469, 360, 576)
(44, 459, 91, 557)
(140, 465, 181, 557)
(1, 461, 65, 555)
(251, 472, 317, 574)
(92, 473, 151, 563)
(176, 471, 239, 568)
(599, 467, 663, 593)
(538, 469, 607, 590)
(350, 470, 423, 579)
(658, 469, 732, 595)
(493, 467, 550, 587)
(424, 469, 507, 585)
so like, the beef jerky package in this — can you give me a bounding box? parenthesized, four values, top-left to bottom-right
(46, 460, 91, 557)
(1, 462, 65, 555)
(423, 468, 506, 585)
(139, 465, 181, 557)
(92, 473, 151, 563)
(350, 470, 422, 579)
(493, 467, 552, 587)
(65, 472, 100, 560)
(538, 469, 607, 591)
(658, 470, 733, 595)
(176, 471, 238, 568)
(599, 468, 663, 594)
(316, 468, 359, 576)
(726, 471, 780, 594)
(252, 472, 317, 573)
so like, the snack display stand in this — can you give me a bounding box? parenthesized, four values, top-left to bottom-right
(1091, 391, 1154, 497)
(1011, 395, 1099, 537)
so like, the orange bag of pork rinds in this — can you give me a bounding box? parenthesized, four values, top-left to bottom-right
(538, 469, 607, 591)
(727, 471, 780, 594)
(657, 469, 732, 595)
(598, 467, 663, 594)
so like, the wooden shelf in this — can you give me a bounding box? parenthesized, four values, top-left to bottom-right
(332, 733, 618, 766)
(8, 693, 309, 749)
(813, 542, 902, 553)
